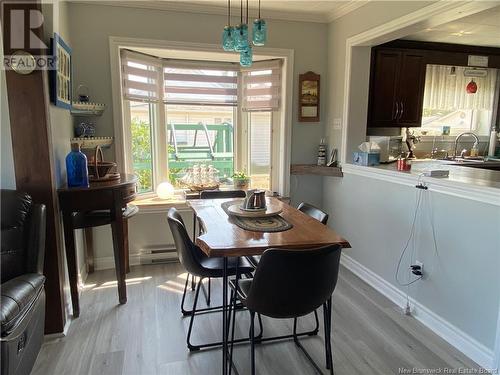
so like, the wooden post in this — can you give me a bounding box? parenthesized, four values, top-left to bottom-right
(2, 0, 66, 333)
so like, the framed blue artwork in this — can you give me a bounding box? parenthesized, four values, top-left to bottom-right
(50, 33, 72, 109)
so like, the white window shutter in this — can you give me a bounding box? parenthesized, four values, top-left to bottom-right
(241, 60, 282, 112)
(120, 50, 161, 102)
(163, 62, 238, 106)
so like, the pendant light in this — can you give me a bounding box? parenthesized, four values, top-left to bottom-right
(240, 44, 253, 67)
(466, 79, 478, 94)
(252, 0, 267, 46)
(239, 0, 252, 67)
(222, 0, 235, 51)
(235, 0, 249, 53)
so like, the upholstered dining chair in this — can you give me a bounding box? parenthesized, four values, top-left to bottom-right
(167, 207, 255, 351)
(188, 190, 247, 306)
(229, 244, 342, 375)
(247, 201, 330, 268)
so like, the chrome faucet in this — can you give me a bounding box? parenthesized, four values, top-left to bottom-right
(454, 132, 480, 159)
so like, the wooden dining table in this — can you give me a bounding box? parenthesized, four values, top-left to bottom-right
(188, 197, 351, 375)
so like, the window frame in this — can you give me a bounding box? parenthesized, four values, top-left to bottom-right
(110, 37, 293, 199)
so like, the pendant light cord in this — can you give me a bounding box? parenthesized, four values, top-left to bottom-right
(240, 0, 243, 24)
(227, 0, 230, 26)
(258, 0, 261, 19)
(246, 0, 249, 24)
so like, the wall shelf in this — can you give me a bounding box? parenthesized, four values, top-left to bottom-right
(290, 164, 343, 177)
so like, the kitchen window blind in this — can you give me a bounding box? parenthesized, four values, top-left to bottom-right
(423, 65, 498, 111)
(241, 60, 282, 112)
(163, 61, 238, 106)
(120, 50, 161, 103)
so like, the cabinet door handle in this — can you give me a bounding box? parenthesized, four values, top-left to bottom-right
(394, 101, 399, 120)
(399, 101, 404, 120)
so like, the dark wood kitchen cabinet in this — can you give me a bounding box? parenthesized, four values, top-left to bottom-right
(367, 48, 426, 128)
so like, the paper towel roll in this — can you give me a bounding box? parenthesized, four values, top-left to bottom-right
(488, 130, 498, 157)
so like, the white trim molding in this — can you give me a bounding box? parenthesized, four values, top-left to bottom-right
(72, 0, 367, 24)
(341, 254, 496, 370)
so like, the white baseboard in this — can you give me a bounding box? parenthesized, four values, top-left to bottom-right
(94, 252, 179, 270)
(340, 254, 495, 370)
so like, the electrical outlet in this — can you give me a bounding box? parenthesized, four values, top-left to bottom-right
(415, 261, 424, 277)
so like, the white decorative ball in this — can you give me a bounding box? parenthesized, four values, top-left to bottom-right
(157, 182, 175, 200)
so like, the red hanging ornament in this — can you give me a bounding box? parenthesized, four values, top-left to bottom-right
(466, 79, 477, 94)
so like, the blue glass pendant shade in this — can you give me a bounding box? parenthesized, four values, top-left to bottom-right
(222, 25, 235, 51)
(66, 143, 89, 188)
(252, 19, 267, 46)
(235, 23, 249, 52)
(240, 45, 253, 67)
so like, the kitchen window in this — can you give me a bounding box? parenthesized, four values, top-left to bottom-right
(120, 50, 282, 195)
(416, 65, 499, 136)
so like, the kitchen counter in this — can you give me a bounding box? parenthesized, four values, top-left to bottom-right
(341, 160, 500, 206)
(376, 160, 500, 189)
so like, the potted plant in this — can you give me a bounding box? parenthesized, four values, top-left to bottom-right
(232, 171, 250, 190)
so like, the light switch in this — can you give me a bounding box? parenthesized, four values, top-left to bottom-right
(333, 118, 342, 130)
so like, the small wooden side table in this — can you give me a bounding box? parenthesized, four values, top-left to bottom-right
(58, 174, 138, 318)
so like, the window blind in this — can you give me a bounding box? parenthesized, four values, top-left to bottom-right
(120, 50, 161, 102)
(163, 62, 238, 106)
(241, 60, 282, 112)
(423, 65, 498, 110)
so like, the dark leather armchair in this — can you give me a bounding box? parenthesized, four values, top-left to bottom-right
(1, 190, 46, 375)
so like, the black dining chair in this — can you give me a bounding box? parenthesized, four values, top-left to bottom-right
(199, 190, 246, 199)
(297, 202, 329, 225)
(229, 244, 342, 375)
(187, 190, 247, 307)
(247, 201, 330, 268)
(167, 207, 255, 351)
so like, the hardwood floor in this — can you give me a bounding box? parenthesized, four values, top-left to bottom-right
(33, 263, 479, 375)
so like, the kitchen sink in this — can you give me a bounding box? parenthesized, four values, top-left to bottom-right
(437, 157, 500, 171)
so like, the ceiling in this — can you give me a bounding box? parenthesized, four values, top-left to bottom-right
(78, 0, 368, 23)
(404, 6, 500, 48)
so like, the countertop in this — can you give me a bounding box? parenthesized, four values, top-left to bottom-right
(373, 160, 500, 190)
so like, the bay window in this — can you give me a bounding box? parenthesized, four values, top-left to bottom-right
(120, 49, 283, 195)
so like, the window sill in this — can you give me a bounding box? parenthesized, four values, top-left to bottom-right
(133, 195, 190, 214)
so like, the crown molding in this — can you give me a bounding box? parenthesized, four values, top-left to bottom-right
(327, 1, 370, 22)
(68, 0, 368, 23)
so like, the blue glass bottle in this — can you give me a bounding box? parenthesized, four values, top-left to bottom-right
(252, 19, 267, 46)
(66, 143, 89, 188)
(240, 45, 253, 67)
(234, 23, 249, 52)
(222, 25, 235, 51)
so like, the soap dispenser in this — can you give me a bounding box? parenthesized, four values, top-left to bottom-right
(66, 142, 89, 188)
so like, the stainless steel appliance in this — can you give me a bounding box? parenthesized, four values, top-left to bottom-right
(368, 136, 403, 163)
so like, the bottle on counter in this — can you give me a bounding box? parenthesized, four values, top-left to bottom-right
(488, 130, 498, 157)
(317, 138, 327, 166)
(66, 142, 89, 188)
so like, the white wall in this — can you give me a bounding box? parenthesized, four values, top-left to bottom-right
(42, 1, 87, 319)
(323, 173, 500, 365)
(324, 1, 500, 367)
(65, 2, 329, 261)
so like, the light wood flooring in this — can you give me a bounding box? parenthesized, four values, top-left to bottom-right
(32, 263, 479, 375)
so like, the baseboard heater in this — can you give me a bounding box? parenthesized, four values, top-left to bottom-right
(138, 245, 178, 265)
